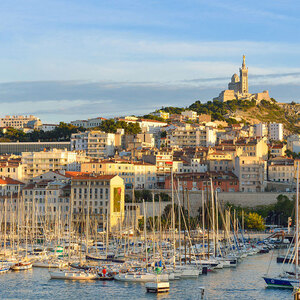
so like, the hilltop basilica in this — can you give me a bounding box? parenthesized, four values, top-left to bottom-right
(214, 55, 271, 103)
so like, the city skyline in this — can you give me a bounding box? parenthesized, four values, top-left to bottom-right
(0, 0, 300, 122)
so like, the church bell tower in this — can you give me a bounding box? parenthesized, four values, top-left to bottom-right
(239, 55, 248, 95)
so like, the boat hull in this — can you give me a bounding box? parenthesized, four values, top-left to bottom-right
(263, 276, 299, 289)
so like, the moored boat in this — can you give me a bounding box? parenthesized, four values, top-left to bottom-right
(11, 261, 33, 271)
(49, 270, 98, 280)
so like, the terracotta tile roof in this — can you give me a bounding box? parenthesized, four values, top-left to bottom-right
(70, 174, 116, 180)
(0, 176, 24, 185)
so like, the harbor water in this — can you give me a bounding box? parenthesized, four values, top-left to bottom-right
(0, 252, 294, 299)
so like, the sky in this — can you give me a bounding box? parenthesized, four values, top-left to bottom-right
(0, 0, 300, 123)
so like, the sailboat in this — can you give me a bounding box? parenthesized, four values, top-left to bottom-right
(263, 162, 300, 289)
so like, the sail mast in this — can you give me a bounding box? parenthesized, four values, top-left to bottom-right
(296, 162, 299, 279)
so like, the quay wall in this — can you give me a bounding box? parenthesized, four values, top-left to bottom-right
(125, 190, 295, 217)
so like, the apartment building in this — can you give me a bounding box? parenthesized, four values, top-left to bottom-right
(165, 171, 239, 192)
(269, 144, 287, 158)
(71, 130, 115, 158)
(0, 176, 25, 196)
(0, 115, 42, 129)
(181, 110, 197, 120)
(234, 156, 266, 192)
(0, 156, 24, 181)
(236, 138, 268, 160)
(23, 179, 71, 223)
(81, 159, 157, 189)
(269, 122, 283, 141)
(71, 174, 124, 231)
(70, 117, 106, 129)
(207, 151, 234, 172)
(254, 123, 268, 138)
(167, 125, 216, 148)
(268, 158, 294, 183)
(22, 149, 78, 180)
(173, 158, 207, 174)
(143, 150, 173, 188)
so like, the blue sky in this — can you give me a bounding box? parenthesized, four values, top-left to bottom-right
(0, 0, 300, 122)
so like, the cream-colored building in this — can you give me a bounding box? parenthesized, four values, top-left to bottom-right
(207, 152, 234, 172)
(0, 161, 24, 181)
(23, 179, 70, 223)
(181, 110, 197, 120)
(22, 149, 79, 180)
(0, 115, 42, 129)
(234, 156, 266, 192)
(142, 150, 173, 188)
(70, 117, 106, 129)
(237, 138, 268, 160)
(71, 174, 124, 231)
(71, 130, 115, 158)
(268, 158, 294, 183)
(81, 159, 157, 189)
(269, 144, 287, 158)
(167, 125, 216, 148)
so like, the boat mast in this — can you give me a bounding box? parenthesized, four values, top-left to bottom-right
(210, 178, 216, 257)
(143, 199, 148, 270)
(171, 169, 175, 268)
(152, 192, 155, 262)
(296, 162, 299, 279)
(202, 190, 205, 256)
(177, 182, 181, 266)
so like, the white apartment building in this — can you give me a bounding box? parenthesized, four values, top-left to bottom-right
(138, 119, 167, 134)
(22, 149, 78, 180)
(181, 110, 197, 120)
(269, 122, 283, 141)
(71, 131, 115, 158)
(254, 123, 268, 137)
(0, 115, 41, 129)
(70, 117, 106, 129)
(41, 124, 58, 132)
(173, 158, 207, 173)
(167, 125, 216, 148)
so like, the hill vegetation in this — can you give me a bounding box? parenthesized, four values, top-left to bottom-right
(160, 98, 300, 133)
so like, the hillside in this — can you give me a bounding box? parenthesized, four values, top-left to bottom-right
(161, 99, 300, 134)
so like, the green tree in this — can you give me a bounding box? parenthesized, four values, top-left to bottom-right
(245, 212, 265, 231)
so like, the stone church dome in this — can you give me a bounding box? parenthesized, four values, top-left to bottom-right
(231, 73, 239, 83)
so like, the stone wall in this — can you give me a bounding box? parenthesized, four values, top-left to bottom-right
(126, 189, 295, 218)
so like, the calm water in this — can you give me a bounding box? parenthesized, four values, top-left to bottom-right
(0, 252, 293, 299)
